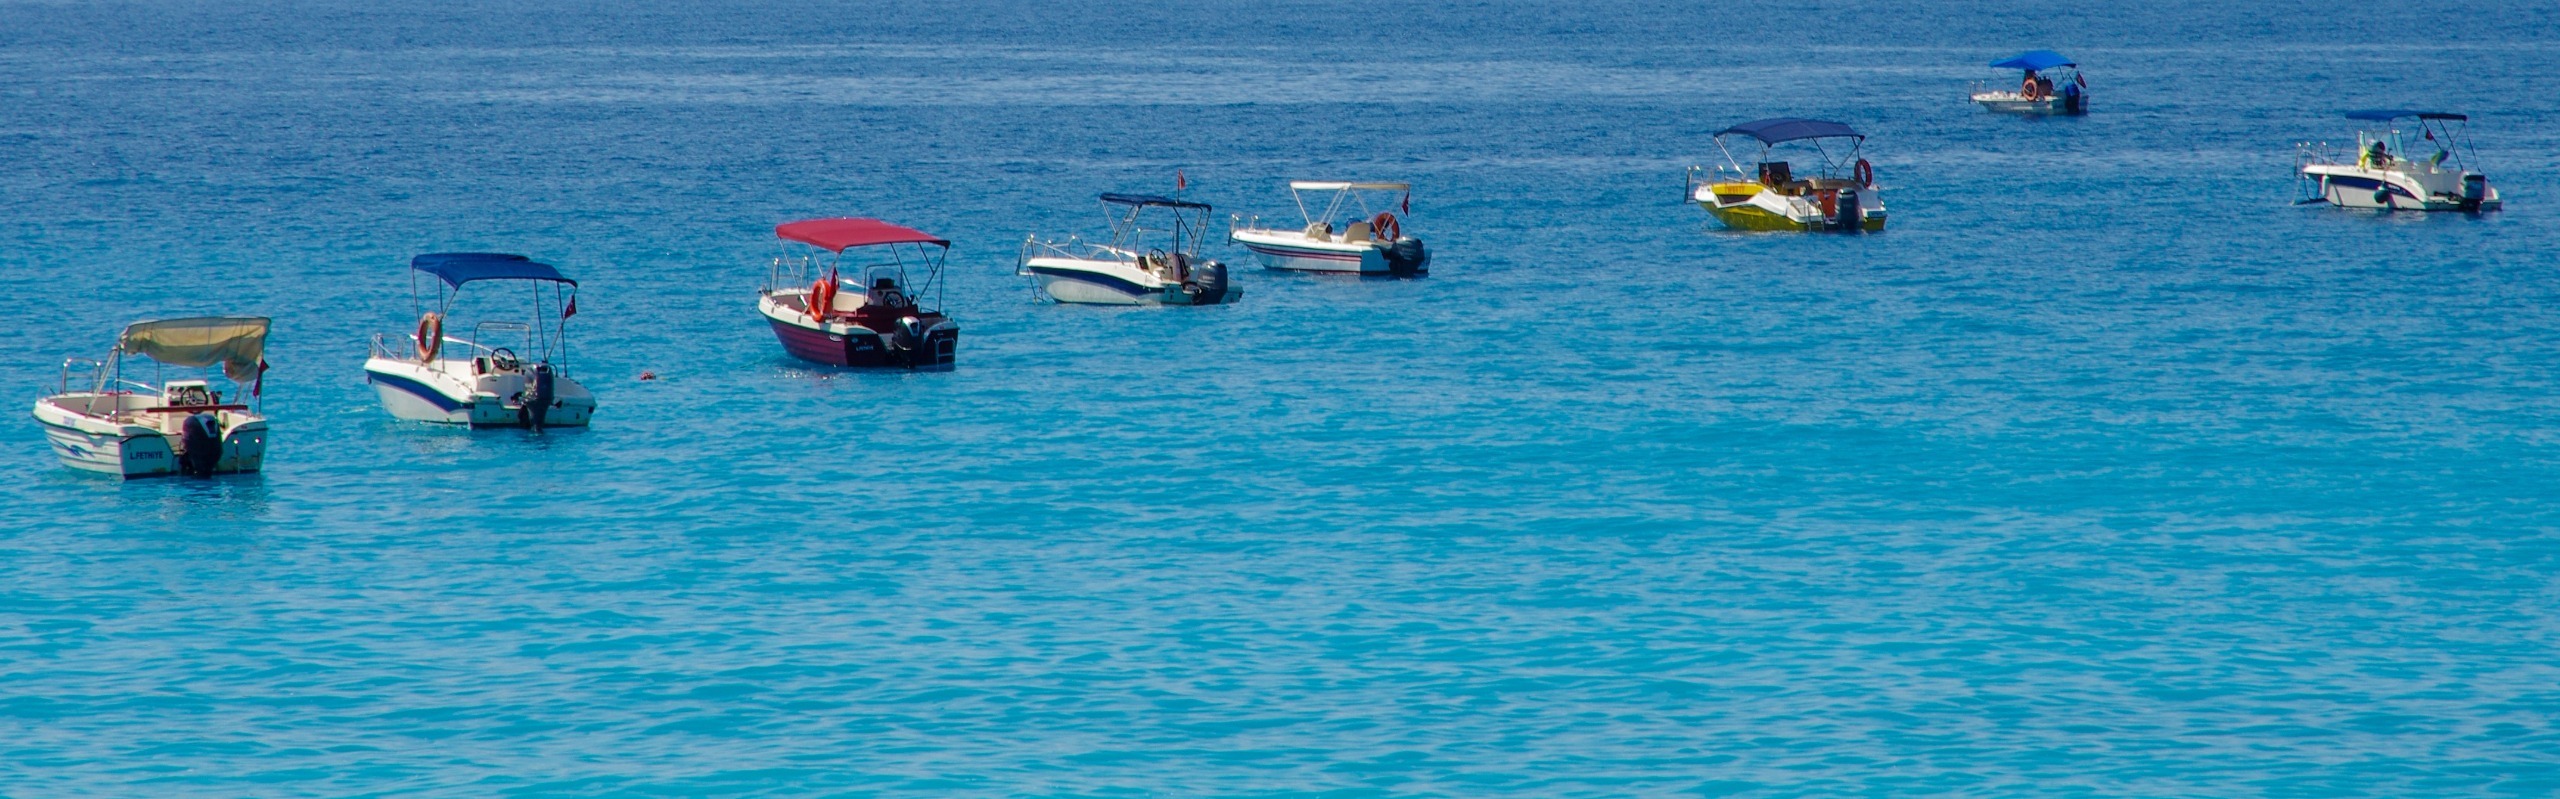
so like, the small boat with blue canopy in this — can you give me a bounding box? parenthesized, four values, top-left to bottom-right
(1972, 50, 2086, 115)
(1019, 192, 1237, 306)
(2296, 110, 2500, 212)
(1687, 118, 1886, 232)
(364, 253, 596, 429)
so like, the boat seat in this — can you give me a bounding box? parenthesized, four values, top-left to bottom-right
(1303, 221, 1333, 240)
(1342, 221, 1373, 243)
(1801, 178, 1859, 191)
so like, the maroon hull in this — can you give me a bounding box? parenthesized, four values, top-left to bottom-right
(764, 312, 958, 370)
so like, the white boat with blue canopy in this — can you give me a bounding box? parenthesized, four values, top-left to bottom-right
(1972, 50, 2086, 115)
(1018, 192, 1237, 305)
(2296, 110, 2500, 212)
(364, 253, 596, 429)
(33, 316, 273, 477)
(1687, 118, 1887, 232)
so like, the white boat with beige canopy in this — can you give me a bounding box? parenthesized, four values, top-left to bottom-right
(32, 317, 273, 477)
(1228, 181, 1429, 276)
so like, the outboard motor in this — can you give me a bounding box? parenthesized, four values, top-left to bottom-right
(517, 363, 556, 431)
(1383, 237, 1429, 277)
(890, 316, 923, 366)
(2462, 174, 2488, 211)
(1833, 188, 1864, 233)
(179, 412, 223, 477)
(1184, 259, 1230, 303)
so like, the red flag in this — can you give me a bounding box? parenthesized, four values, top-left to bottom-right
(253, 359, 268, 398)
(1177, 170, 1187, 191)
(564, 294, 578, 319)
(1401, 191, 1410, 215)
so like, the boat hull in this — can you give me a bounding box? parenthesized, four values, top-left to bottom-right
(758, 293, 958, 369)
(1696, 183, 1887, 232)
(2300, 164, 2501, 212)
(1971, 92, 2087, 115)
(1023, 258, 1239, 306)
(32, 397, 268, 477)
(1230, 230, 1428, 275)
(364, 358, 596, 428)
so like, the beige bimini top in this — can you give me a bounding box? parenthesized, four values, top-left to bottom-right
(119, 317, 271, 381)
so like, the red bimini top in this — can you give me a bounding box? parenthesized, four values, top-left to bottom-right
(775, 218, 950, 252)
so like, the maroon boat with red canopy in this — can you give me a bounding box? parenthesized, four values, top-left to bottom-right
(756, 217, 959, 370)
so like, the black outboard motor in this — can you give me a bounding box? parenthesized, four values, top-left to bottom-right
(180, 412, 223, 477)
(2462, 174, 2488, 211)
(517, 363, 556, 431)
(1185, 259, 1230, 303)
(1383, 237, 1429, 277)
(1833, 188, 1864, 234)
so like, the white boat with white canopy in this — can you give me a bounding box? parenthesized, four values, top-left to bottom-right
(364, 253, 596, 429)
(2296, 110, 2500, 212)
(33, 317, 273, 477)
(1228, 181, 1429, 276)
(1019, 193, 1238, 305)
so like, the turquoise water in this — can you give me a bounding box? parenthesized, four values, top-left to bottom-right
(7, 1, 2560, 795)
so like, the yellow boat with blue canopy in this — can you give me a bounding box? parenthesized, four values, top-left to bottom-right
(1687, 118, 1887, 233)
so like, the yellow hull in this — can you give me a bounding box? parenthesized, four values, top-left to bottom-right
(1702, 201, 1887, 232)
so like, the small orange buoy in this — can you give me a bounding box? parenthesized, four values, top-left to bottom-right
(639, 371, 657, 381)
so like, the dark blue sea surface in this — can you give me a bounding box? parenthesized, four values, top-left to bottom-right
(6, 1, 2560, 795)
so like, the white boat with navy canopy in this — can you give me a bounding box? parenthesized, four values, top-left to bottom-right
(32, 316, 273, 477)
(364, 253, 596, 429)
(2296, 110, 2500, 212)
(1019, 192, 1238, 305)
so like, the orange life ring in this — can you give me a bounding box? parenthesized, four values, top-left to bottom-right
(1369, 212, 1401, 243)
(1853, 159, 1874, 187)
(415, 313, 442, 362)
(808, 279, 835, 322)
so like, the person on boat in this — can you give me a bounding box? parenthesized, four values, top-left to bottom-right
(2020, 69, 2043, 99)
(2361, 139, 2393, 169)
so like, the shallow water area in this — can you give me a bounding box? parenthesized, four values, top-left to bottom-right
(4, 1, 2560, 796)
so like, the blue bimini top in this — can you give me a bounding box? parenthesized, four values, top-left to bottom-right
(1990, 50, 2075, 71)
(1716, 118, 1863, 145)
(2344, 109, 2467, 122)
(410, 253, 577, 287)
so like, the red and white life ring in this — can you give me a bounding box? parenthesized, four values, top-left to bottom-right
(1853, 159, 1875, 187)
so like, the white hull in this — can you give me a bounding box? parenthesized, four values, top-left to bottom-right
(364, 355, 595, 427)
(1970, 91, 2086, 115)
(1022, 256, 1238, 305)
(31, 394, 268, 477)
(1228, 228, 1427, 275)
(2300, 163, 2500, 211)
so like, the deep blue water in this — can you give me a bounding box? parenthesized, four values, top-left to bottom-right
(6, 1, 2560, 796)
